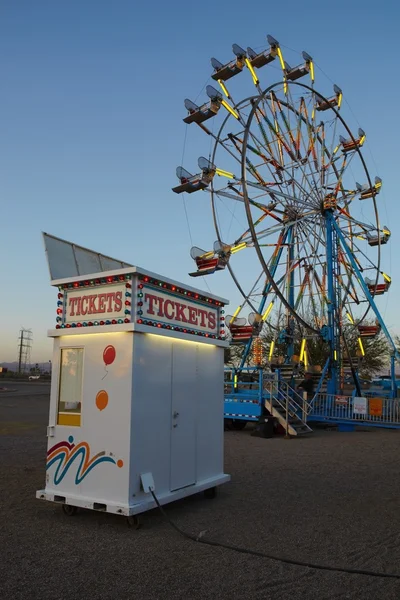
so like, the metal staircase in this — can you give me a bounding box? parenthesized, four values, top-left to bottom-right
(264, 378, 313, 436)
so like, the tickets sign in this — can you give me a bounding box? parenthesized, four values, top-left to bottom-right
(65, 283, 126, 323)
(141, 288, 218, 334)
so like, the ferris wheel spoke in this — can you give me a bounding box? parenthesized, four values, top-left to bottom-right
(245, 179, 319, 209)
(294, 95, 323, 196)
(254, 105, 281, 166)
(335, 209, 377, 234)
(295, 222, 329, 310)
(322, 133, 357, 201)
(340, 231, 380, 273)
(252, 210, 321, 245)
(245, 101, 326, 207)
(257, 95, 322, 207)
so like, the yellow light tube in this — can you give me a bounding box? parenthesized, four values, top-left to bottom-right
(358, 337, 365, 356)
(304, 351, 308, 368)
(309, 61, 314, 82)
(269, 340, 275, 361)
(359, 135, 366, 146)
(216, 168, 234, 179)
(334, 350, 337, 361)
(262, 301, 274, 321)
(375, 182, 382, 189)
(218, 79, 230, 98)
(230, 306, 241, 324)
(276, 47, 285, 71)
(299, 338, 306, 362)
(221, 100, 239, 119)
(200, 251, 215, 259)
(245, 58, 259, 86)
(346, 312, 354, 324)
(145, 333, 216, 348)
(337, 93, 343, 108)
(230, 242, 246, 254)
(382, 273, 391, 283)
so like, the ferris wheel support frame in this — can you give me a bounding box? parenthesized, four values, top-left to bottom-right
(333, 217, 399, 397)
(238, 79, 385, 394)
(287, 226, 296, 363)
(325, 213, 339, 395)
(238, 229, 290, 370)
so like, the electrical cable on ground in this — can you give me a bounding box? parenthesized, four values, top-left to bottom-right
(150, 491, 400, 580)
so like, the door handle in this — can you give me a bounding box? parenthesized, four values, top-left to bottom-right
(173, 411, 179, 418)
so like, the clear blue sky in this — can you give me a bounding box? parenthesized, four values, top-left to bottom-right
(1, 0, 399, 363)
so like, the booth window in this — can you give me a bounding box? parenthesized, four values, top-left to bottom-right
(57, 348, 84, 426)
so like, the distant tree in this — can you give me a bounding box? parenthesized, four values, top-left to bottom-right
(224, 333, 253, 368)
(224, 318, 390, 377)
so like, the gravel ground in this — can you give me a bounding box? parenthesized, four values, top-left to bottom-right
(1, 383, 400, 599)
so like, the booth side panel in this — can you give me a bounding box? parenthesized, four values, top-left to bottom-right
(41, 332, 133, 510)
(129, 333, 173, 501)
(129, 333, 228, 510)
(195, 346, 226, 481)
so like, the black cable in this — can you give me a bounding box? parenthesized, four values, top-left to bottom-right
(150, 490, 400, 580)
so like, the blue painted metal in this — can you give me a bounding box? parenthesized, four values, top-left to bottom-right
(223, 367, 400, 430)
(325, 212, 338, 395)
(311, 357, 330, 402)
(333, 218, 399, 359)
(286, 226, 295, 362)
(332, 218, 399, 398)
(239, 229, 289, 370)
(391, 355, 396, 398)
(224, 367, 266, 421)
(338, 423, 355, 432)
(307, 416, 400, 429)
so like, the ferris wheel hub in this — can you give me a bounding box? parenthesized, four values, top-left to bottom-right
(283, 207, 303, 222)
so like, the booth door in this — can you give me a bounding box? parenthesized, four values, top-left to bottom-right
(170, 344, 196, 491)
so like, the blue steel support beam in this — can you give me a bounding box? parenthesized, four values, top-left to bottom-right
(325, 213, 338, 395)
(312, 356, 330, 407)
(391, 355, 397, 398)
(287, 226, 295, 361)
(239, 228, 289, 370)
(332, 217, 400, 396)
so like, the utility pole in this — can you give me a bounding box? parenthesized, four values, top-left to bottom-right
(18, 329, 24, 374)
(17, 328, 33, 374)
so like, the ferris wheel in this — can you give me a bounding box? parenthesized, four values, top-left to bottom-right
(172, 35, 394, 392)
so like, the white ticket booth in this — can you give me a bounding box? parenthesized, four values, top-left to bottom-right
(37, 234, 230, 520)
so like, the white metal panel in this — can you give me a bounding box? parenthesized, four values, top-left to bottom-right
(44, 332, 133, 506)
(129, 334, 173, 500)
(195, 346, 225, 482)
(170, 343, 197, 491)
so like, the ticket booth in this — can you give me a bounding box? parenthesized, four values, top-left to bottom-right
(37, 234, 230, 520)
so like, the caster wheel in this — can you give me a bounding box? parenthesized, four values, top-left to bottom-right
(127, 515, 141, 529)
(204, 487, 217, 500)
(62, 504, 78, 516)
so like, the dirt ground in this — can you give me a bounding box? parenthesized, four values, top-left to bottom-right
(1, 382, 400, 599)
